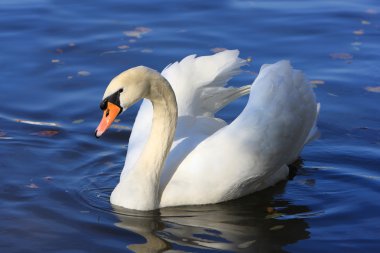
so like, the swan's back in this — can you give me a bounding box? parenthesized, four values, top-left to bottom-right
(160, 60, 318, 207)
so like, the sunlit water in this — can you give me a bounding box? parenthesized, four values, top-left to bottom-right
(1, 0, 380, 252)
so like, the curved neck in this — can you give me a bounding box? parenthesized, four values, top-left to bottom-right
(113, 74, 178, 210)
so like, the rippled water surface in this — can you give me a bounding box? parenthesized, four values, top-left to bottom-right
(1, 0, 380, 252)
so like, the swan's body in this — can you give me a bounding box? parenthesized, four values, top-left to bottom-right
(95, 50, 319, 211)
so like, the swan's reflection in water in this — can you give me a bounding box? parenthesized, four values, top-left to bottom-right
(113, 180, 310, 252)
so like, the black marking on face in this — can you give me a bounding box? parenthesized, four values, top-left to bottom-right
(99, 88, 124, 114)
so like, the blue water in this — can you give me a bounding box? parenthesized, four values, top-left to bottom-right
(1, 0, 380, 252)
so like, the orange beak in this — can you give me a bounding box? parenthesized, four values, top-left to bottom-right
(95, 102, 122, 138)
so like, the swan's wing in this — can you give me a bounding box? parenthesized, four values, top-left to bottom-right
(122, 50, 248, 178)
(161, 61, 318, 207)
(161, 49, 247, 117)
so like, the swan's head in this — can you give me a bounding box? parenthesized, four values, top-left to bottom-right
(95, 66, 155, 138)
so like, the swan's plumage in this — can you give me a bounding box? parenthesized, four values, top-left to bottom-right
(160, 59, 318, 207)
(101, 50, 319, 210)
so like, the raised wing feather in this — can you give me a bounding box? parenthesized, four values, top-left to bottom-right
(161, 50, 247, 116)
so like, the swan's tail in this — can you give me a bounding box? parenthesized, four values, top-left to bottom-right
(243, 60, 319, 165)
(161, 50, 247, 117)
(304, 103, 320, 144)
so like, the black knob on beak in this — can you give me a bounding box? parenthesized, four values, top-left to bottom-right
(100, 99, 108, 110)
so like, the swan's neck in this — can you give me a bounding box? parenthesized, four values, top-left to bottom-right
(112, 74, 177, 210)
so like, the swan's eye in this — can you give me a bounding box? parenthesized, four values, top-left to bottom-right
(100, 99, 108, 110)
(119, 88, 123, 93)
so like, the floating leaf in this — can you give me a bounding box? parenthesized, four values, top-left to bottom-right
(361, 20, 371, 25)
(100, 50, 118, 55)
(211, 47, 228, 53)
(51, 59, 60, 63)
(304, 178, 316, 186)
(265, 212, 284, 219)
(33, 130, 59, 137)
(238, 240, 256, 249)
(111, 124, 131, 130)
(104, 161, 116, 168)
(0, 130, 11, 139)
(0, 136, 13, 140)
(366, 9, 378, 15)
(141, 48, 153, 53)
(269, 225, 284, 231)
(135, 26, 151, 33)
(72, 119, 84, 124)
(365, 86, 380, 93)
(265, 207, 284, 219)
(353, 29, 364, 35)
(351, 42, 362, 46)
(118, 45, 129, 50)
(26, 183, 39, 189)
(330, 53, 353, 60)
(16, 119, 59, 127)
(310, 80, 325, 85)
(78, 70, 91, 76)
(123, 26, 151, 38)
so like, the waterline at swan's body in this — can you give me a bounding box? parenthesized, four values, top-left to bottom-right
(95, 50, 319, 211)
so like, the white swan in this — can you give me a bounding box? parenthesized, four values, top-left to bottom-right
(95, 50, 319, 211)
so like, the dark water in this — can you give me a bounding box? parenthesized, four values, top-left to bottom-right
(1, 0, 380, 252)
